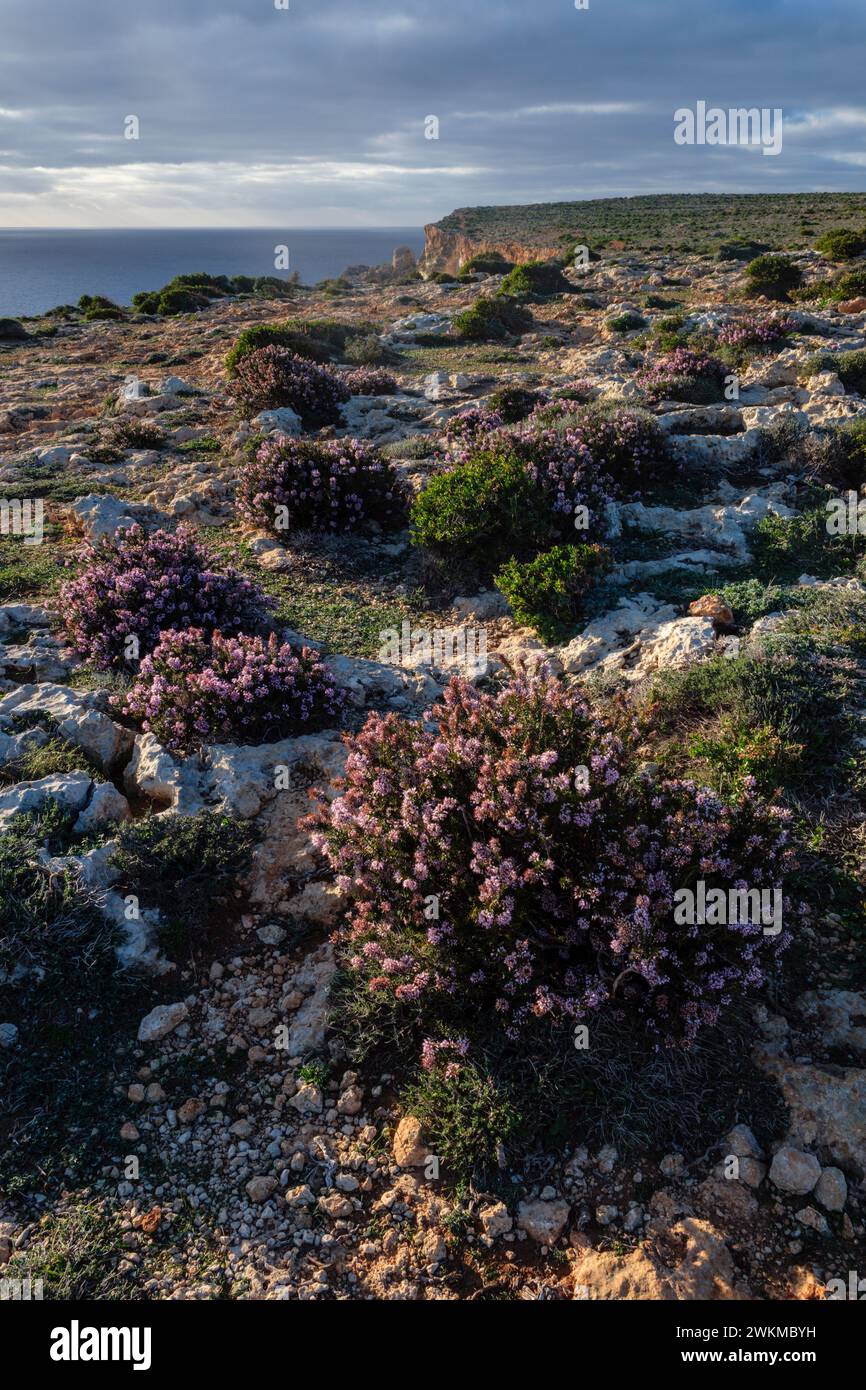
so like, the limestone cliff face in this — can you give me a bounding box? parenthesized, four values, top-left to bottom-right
(420, 221, 563, 276)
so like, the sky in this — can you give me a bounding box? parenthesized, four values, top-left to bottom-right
(0, 0, 864, 228)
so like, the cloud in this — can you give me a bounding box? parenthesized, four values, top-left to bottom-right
(0, 0, 863, 225)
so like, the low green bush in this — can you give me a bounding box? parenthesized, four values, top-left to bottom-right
(453, 297, 532, 341)
(495, 543, 610, 640)
(814, 228, 866, 262)
(744, 254, 802, 300)
(498, 260, 573, 300)
(802, 347, 866, 395)
(410, 450, 554, 569)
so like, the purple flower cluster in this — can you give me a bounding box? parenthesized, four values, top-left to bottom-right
(122, 627, 345, 751)
(437, 407, 505, 464)
(510, 426, 613, 526)
(529, 403, 669, 492)
(716, 315, 797, 349)
(315, 674, 799, 1050)
(61, 524, 271, 669)
(636, 347, 728, 402)
(341, 367, 399, 396)
(237, 435, 407, 534)
(232, 346, 350, 426)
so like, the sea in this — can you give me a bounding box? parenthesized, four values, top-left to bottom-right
(0, 227, 426, 319)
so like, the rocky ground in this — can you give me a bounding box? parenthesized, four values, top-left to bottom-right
(1, 240, 865, 1301)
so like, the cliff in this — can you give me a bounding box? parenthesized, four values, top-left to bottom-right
(420, 218, 564, 275)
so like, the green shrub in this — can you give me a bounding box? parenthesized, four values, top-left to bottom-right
(744, 254, 802, 300)
(751, 508, 866, 582)
(716, 239, 771, 262)
(77, 294, 125, 321)
(498, 260, 572, 300)
(453, 297, 532, 341)
(814, 228, 866, 262)
(343, 332, 393, 366)
(154, 286, 206, 315)
(410, 450, 554, 569)
(0, 317, 29, 340)
(487, 385, 543, 423)
(111, 811, 255, 948)
(801, 348, 866, 395)
(832, 267, 866, 299)
(606, 310, 647, 333)
(495, 543, 610, 640)
(226, 323, 322, 374)
(459, 251, 515, 276)
(402, 1062, 521, 1180)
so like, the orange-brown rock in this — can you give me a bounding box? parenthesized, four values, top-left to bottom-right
(570, 1218, 749, 1300)
(689, 594, 735, 627)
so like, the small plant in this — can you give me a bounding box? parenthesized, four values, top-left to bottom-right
(122, 628, 345, 752)
(78, 294, 124, 321)
(814, 228, 866, 262)
(802, 347, 866, 396)
(102, 417, 167, 451)
(112, 811, 255, 943)
(410, 450, 554, 570)
(751, 508, 866, 582)
(637, 346, 728, 404)
(832, 267, 866, 301)
(298, 1060, 329, 1087)
(716, 314, 796, 354)
(341, 366, 398, 396)
(498, 260, 573, 300)
(495, 543, 610, 640)
(459, 251, 515, 277)
(343, 332, 393, 366)
(237, 435, 407, 535)
(0, 317, 29, 340)
(453, 297, 532, 341)
(230, 346, 350, 426)
(487, 385, 544, 423)
(744, 253, 802, 301)
(607, 310, 647, 333)
(315, 674, 799, 1052)
(61, 524, 270, 669)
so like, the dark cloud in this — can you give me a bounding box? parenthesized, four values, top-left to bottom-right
(0, 0, 863, 224)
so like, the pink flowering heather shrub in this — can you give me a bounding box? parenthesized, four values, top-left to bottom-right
(636, 346, 728, 404)
(526, 402, 670, 493)
(237, 435, 407, 534)
(507, 425, 614, 525)
(122, 628, 345, 751)
(61, 524, 271, 669)
(341, 367, 399, 396)
(716, 315, 797, 350)
(316, 675, 798, 1052)
(437, 407, 505, 463)
(231, 345, 350, 426)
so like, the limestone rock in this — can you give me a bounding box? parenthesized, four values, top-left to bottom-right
(393, 1117, 430, 1168)
(571, 1218, 748, 1300)
(137, 1002, 189, 1043)
(517, 1197, 570, 1246)
(768, 1145, 821, 1195)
